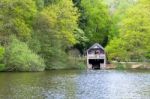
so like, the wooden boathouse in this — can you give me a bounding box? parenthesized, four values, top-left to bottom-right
(87, 43, 106, 69)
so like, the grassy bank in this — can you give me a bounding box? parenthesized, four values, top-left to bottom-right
(108, 61, 150, 70)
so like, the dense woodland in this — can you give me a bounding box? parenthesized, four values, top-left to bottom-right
(0, 0, 150, 71)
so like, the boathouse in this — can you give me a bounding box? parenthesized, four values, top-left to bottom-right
(87, 43, 106, 69)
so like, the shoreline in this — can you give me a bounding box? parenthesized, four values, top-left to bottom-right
(106, 61, 150, 70)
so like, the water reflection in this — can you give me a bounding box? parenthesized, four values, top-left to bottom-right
(0, 70, 149, 99)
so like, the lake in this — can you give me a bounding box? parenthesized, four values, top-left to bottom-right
(0, 70, 150, 99)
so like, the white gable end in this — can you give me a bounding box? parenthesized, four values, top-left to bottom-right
(93, 46, 98, 48)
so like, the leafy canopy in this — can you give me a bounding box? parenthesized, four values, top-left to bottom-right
(0, 0, 37, 41)
(106, 0, 150, 61)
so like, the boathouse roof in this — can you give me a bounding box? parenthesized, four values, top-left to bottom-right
(87, 43, 104, 51)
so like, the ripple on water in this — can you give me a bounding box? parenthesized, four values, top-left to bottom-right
(0, 70, 150, 99)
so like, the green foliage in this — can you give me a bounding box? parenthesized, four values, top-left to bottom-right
(5, 36, 45, 71)
(116, 63, 125, 70)
(44, 0, 60, 6)
(105, 0, 138, 39)
(0, 46, 5, 71)
(0, 64, 5, 71)
(33, 0, 44, 10)
(33, 0, 80, 69)
(74, 28, 89, 44)
(106, 0, 150, 61)
(81, 0, 110, 44)
(42, 47, 85, 70)
(0, 46, 5, 61)
(35, 0, 79, 45)
(2, 0, 150, 71)
(106, 38, 129, 61)
(81, 0, 111, 45)
(113, 62, 134, 70)
(27, 35, 41, 54)
(44, 47, 68, 69)
(0, 0, 37, 41)
(67, 56, 86, 69)
(73, 28, 89, 53)
(73, 0, 111, 53)
(0, 0, 118, 71)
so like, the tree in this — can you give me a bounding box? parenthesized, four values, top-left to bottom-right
(33, 0, 44, 10)
(0, 0, 37, 42)
(5, 36, 45, 71)
(106, 38, 129, 61)
(106, 0, 150, 61)
(105, 0, 138, 39)
(36, 0, 79, 45)
(33, 0, 79, 68)
(73, 0, 111, 53)
(0, 46, 5, 71)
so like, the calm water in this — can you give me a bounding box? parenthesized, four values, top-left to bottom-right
(0, 70, 150, 99)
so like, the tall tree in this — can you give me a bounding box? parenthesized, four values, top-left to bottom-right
(105, 0, 138, 39)
(73, 0, 111, 54)
(0, 0, 37, 42)
(106, 0, 150, 61)
(33, 0, 79, 68)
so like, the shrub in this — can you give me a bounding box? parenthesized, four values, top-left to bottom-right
(0, 46, 5, 61)
(67, 56, 86, 69)
(44, 47, 86, 70)
(114, 62, 131, 70)
(44, 47, 69, 69)
(0, 64, 5, 71)
(0, 46, 5, 71)
(116, 63, 125, 70)
(5, 36, 45, 71)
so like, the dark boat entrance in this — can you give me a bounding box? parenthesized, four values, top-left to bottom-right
(89, 59, 104, 69)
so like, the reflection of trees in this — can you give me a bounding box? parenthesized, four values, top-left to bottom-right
(64, 74, 77, 99)
(38, 70, 78, 99)
(0, 72, 45, 99)
(0, 71, 110, 99)
(0, 71, 150, 99)
(0, 73, 13, 99)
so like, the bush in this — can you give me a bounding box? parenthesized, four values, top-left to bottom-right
(113, 62, 131, 70)
(0, 46, 5, 71)
(0, 64, 5, 71)
(5, 36, 45, 71)
(44, 47, 70, 69)
(44, 47, 86, 70)
(0, 46, 5, 60)
(67, 56, 86, 69)
(116, 63, 125, 70)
